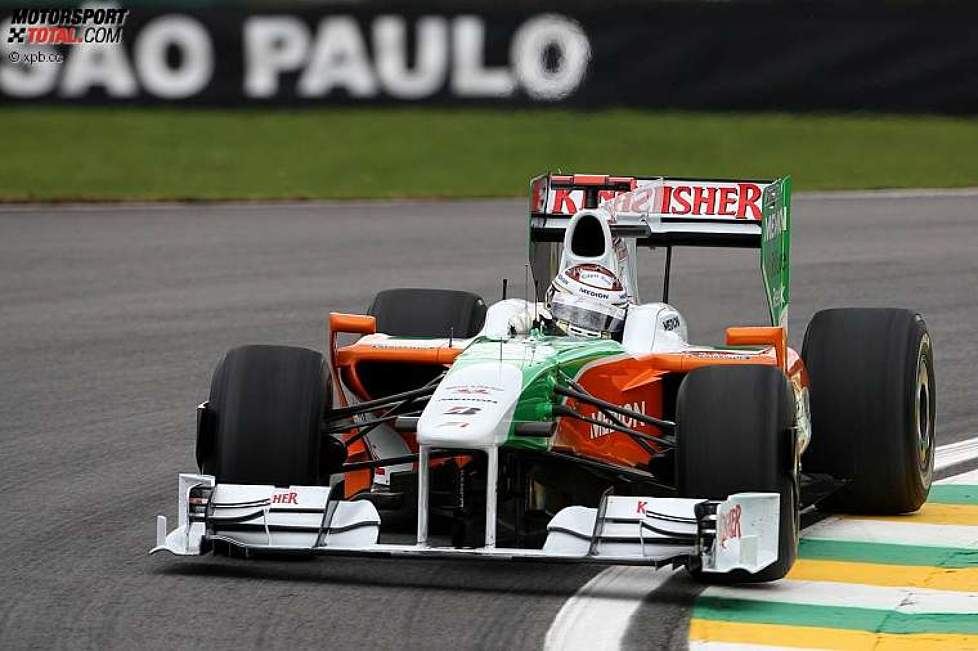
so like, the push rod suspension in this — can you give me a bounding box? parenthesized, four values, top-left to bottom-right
(326, 384, 438, 421)
(560, 375, 634, 434)
(333, 371, 446, 449)
(323, 411, 424, 436)
(552, 405, 676, 448)
(553, 385, 677, 430)
(340, 449, 464, 472)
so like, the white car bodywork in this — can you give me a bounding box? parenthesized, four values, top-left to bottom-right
(153, 473, 779, 575)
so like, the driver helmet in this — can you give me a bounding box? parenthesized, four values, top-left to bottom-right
(546, 263, 630, 339)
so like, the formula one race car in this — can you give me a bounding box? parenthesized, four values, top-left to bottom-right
(153, 173, 936, 583)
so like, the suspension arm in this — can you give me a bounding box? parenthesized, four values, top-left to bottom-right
(552, 405, 676, 447)
(326, 384, 439, 421)
(554, 385, 676, 430)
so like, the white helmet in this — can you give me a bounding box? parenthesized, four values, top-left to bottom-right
(546, 263, 630, 339)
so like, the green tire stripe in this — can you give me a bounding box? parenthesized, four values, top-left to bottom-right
(927, 485, 978, 505)
(693, 597, 978, 635)
(798, 538, 978, 568)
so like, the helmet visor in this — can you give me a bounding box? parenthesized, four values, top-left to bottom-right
(550, 294, 627, 338)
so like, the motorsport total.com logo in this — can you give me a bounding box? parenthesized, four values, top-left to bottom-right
(7, 7, 128, 45)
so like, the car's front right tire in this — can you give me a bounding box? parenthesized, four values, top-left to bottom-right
(677, 364, 798, 584)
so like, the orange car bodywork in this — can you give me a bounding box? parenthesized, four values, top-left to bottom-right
(328, 314, 808, 495)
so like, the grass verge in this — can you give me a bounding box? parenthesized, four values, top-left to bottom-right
(3, 108, 978, 201)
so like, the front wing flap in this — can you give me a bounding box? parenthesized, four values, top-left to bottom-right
(152, 474, 779, 574)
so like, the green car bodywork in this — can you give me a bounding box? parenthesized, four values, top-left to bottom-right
(447, 335, 624, 451)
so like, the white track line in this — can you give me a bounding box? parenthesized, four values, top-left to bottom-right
(803, 518, 978, 548)
(543, 566, 670, 650)
(938, 469, 978, 484)
(701, 581, 978, 614)
(4, 187, 978, 213)
(936, 436, 978, 471)
(544, 435, 978, 650)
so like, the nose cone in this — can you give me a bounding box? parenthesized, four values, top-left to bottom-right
(417, 363, 523, 449)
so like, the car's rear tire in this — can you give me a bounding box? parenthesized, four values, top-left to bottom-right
(368, 288, 487, 338)
(359, 288, 488, 398)
(802, 308, 935, 513)
(677, 365, 797, 583)
(197, 345, 341, 486)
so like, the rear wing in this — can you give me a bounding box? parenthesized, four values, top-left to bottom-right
(527, 173, 792, 326)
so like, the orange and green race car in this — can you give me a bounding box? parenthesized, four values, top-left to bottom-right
(153, 173, 935, 584)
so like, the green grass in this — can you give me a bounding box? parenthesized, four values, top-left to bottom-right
(3, 107, 978, 201)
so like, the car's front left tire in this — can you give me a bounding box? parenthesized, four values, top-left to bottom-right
(197, 344, 343, 486)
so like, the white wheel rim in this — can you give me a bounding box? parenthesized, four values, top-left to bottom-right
(914, 334, 934, 488)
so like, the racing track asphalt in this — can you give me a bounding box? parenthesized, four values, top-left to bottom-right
(1, 192, 977, 650)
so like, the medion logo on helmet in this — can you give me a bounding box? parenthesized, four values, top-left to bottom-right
(579, 286, 611, 300)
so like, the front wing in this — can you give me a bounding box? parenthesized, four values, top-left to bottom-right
(152, 474, 779, 575)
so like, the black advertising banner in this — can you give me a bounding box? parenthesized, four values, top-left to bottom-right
(2, 3, 978, 112)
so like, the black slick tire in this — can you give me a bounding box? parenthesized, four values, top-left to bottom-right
(197, 345, 331, 486)
(802, 308, 935, 514)
(677, 364, 797, 584)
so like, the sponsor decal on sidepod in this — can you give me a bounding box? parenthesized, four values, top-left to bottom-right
(589, 401, 647, 439)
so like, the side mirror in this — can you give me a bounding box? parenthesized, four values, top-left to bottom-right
(329, 312, 377, 336)
(725, 326, 787, 370)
